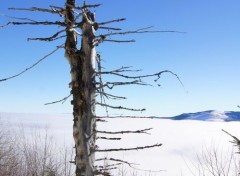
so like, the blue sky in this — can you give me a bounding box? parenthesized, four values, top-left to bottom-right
(0, 0, 240, 116)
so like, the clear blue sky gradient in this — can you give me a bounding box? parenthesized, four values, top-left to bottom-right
(0, 0, 240, 116)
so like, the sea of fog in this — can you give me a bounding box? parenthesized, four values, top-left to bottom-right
(1, 112, 240, 176)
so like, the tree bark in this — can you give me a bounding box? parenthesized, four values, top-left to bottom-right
(65, 1, 96, 175)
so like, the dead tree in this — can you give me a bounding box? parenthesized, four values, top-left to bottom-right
(0, 1, 183, 175)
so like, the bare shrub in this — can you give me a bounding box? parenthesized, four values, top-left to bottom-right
(0, 121, 20, 176)
(186, 145, 240, 176)
(0, 120, 74, 176)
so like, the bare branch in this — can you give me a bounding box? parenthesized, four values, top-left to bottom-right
(97, 91, 127, 100)
(96, 137, 121, 140)
(96, 128, 152, 135)
(98, 69, 185, 91)
(94, 170, 112, 176)
(100, 69, 173, 80)
(0, 44, 63, 82)
(96, 143, 162, 152)
(96, 102, 146, 112)
(98, 26, 122, 31)
(0, 14, 37, 22)
(96, 119, 108, 122)
(103, 39, 135, 43)
(96, 26, 185, 38)
(97, 163, 122, 169)
(76, 4, 102, 9)
(9, 7, 64, 15)
(96, 80, 151, 90)
(97, 115, 156, 119)
(28, 30, 66, 42)
(98, 18, 126, 25)
(2, 21, 65, 26)
(44, 94, 72, 105)
(29, 35, 66, 42)
(97, 166, 118, 171)
(97, 66, 142, 74)
(95, 157, 138, 167)
(0, 22, 11, 28)
(96, 157, 165, 173)
(49, 5, 64, 10)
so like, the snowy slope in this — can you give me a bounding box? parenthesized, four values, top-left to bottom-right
(167, 110, 240, 122)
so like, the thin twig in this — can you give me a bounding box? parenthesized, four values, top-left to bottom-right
(98, 69, 186, 91)
(96, 163, 122, 169)
(98, 26, 122, 31)
(96, 26, 185, 38)
(95, 157, 138, 167)
(96, 119, 108, 122)
(96, 128, 152, 135)
(97, 166, 118, 171)
(0, 22, 11, 28)
(0, 14, 37, 22)
(2, 21, 65, 26)
(0, 20, 66, 29)
(96, 80, 151, 90)
(103, 39, 135, 43)
(98, 18, 126, 25)
(44, 94, 72, 105)
(76, 4, 101, 10)
(96, 143, 162, 152)
(97, 66, 142, 74)
(50, 5, 64, 10)
(99, 69, 176, 81)
(9, 7, 63, 14)
(0, 44, 63, 82)
(96, 102, 146, 112)
(28, 30, 65, 41)
(97, 91, 127, 100)
(97, 115, 156, 119)
(96, 137, 121, 140)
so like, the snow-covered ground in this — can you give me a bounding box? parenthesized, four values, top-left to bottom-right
(1, 111, 240, 176)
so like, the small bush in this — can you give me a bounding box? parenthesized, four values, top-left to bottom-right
(0, 120, 74, 176)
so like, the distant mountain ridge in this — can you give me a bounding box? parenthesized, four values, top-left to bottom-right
(1, 110, 240, 122)
(166, 110, 240, 122)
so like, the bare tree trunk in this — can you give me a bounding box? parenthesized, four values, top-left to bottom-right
(65, 0, 96, 175)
